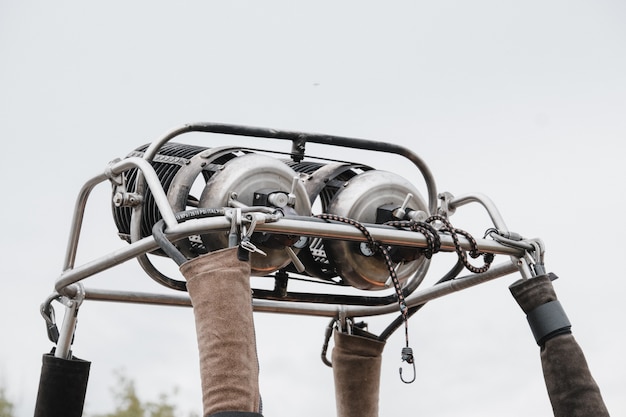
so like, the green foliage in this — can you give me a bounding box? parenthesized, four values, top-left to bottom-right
(93, 371, 198, 417)
(0, 387, 15, 417)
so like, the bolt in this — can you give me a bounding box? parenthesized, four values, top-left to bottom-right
(113, 192, 123, 207)
(359, 242, 375, 257)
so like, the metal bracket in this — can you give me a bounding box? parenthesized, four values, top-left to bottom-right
(290, 136, 307, 163)
(437, 191, 456, 217)
(105, 158, 124, 186)
(528, 239, 546, 276)
(107, 158, 144, 208)
(40, 293, 61, 344)
(226, 208, 242, 247)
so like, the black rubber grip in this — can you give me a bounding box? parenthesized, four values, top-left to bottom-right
(526, 300, 572, 346)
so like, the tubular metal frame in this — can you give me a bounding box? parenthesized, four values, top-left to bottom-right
(47, 122, 539, 359)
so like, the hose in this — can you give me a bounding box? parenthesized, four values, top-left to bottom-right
(152, 208, 228, 267)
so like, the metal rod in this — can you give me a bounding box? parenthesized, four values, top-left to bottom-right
(343, 260, 519, 317)
(108, 157, 178, 229)
(403, 259, 519, 308)
(54, 302, 78, 359)
(251, 217, 523, 256)
(56, 235, 161, 292)
(84, 288, 192, 307)
(63, 173, 108, 271)
(63, 157, 180, 272)
(448, 193, 509, 232)
(140, 122, 439, 213)
(56, 214, 523, 293)
(79, 260, 518, 318)
(73, 259, 430, 309)
(447, 193, 538, 279)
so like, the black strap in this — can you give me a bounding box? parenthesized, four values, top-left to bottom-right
(526, 300, 572, 346)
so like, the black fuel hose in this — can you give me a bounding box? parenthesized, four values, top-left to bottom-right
(152, 208, 227, 267)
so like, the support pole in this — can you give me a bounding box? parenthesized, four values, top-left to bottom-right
(510, 275, 609, 417)
(180, 247, 263, 417)
(332, 330, 386, 417)
(34, 353, 90, 417)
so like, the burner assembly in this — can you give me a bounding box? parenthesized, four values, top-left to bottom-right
(36, 122, 610, 417)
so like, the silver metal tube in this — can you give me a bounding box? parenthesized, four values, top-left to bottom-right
(63, 157, 178, 272)
(253, 260, 517, 317)
(142, 124, 196, 161)
(54, 303, 78, 359)
(141, 122, 440, 212)
(403, 259, 519, 307)
(78, 260, 518, 318)
(63, 173, 108, 270)
(447, 193, 533, 278)
(56, 235, 160, 293)
(56, 215, 523, 294)
(54, 218, 227, 292)
(448, 193, 509, 232)
(84, 287, 192, 307)
(108, 157, 178, 229)
(236, 218, 524, 256)
(342, 259, 519, 317)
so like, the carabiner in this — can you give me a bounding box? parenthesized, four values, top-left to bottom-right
(40, 293, 61, 343)
(226, 208, 242, 248)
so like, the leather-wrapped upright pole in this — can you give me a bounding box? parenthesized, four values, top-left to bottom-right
(332, 330, 386, 417)
(510, 274, 609, 417)
(180, 247, 262, 417)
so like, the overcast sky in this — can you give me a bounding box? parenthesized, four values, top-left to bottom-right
(1, 1, 625, 416)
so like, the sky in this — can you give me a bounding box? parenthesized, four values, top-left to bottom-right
(1, 1, 625, 416)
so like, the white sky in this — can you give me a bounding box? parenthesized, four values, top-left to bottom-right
(1, 1, 625, 416)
